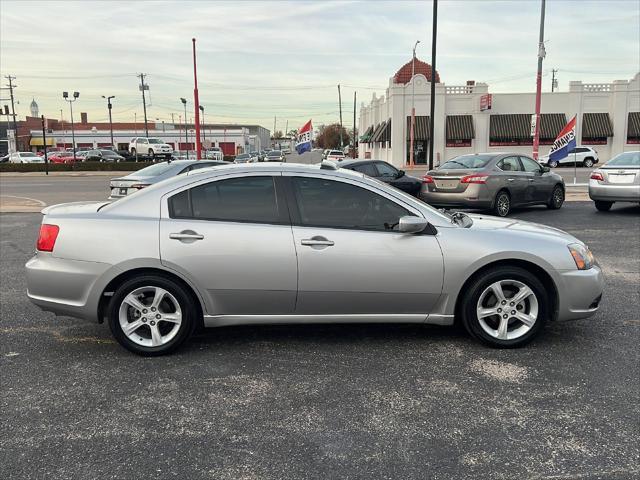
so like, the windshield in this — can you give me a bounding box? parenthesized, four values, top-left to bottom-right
(20, 152, 38, 157)
(441, 154, 494, 169)
(101, 150, 117, 155)
(132, 161, 176, 177)
(607, 152, 640, 167)
(268, 151, 281, 156)
(147, 138, 164, 144)
(237, 154, 250, 159)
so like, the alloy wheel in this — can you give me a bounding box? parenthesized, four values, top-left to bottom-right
(496, 193, 510, 217)
(118, 286, 182, 347)
(553, 187, 564, 207)
(476, 279, 538, 340)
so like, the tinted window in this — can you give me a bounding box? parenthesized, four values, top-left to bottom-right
(169, 176, 280, 223)
(291, 177, 410, 231)
(441, 154, 494, 169)
(497, 156, 522, 172)
(375, 162, 398, 177)
(352, 163, 378, 177)
(134, 162, 177, 177)
(148, 138, 163, 144)
(520, 156, 542, 172)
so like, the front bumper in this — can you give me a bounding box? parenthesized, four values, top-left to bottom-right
(556, 265, 604, 321)
(26, 253, 110, 321)
(419, 183, 494, 209)
(589, 180, 640, 203)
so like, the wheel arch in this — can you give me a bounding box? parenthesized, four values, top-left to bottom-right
(453, 258, 559, 323)
(97, 267, 204, 326)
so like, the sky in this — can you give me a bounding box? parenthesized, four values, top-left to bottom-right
(1, 0, 638, 131)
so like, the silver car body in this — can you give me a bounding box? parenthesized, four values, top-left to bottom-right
(420, 153, 564, 210)
(588, 151, 640, 203)
(27, 163, 603, 330)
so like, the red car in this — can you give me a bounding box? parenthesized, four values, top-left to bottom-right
(48, 152, 79, 164)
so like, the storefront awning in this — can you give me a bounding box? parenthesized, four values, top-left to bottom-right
(371, 122, 387, 143)
(540, 113, 567, 139)
(446, 115, 475, 140)
(359, 125, 374, 142)
(406, 116, 430, 141)
(582, 113, 613, 138)
(29, 137, 56, 146)
(627, 112, 640, 138)
(490, 114, 530, 140)
(382, 119, 391, 143)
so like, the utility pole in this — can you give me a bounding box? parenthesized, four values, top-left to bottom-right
(410, 40, 420, 167)
(353, 91, 357, 158)
(532, 0, 546, 160)
(102, 95, 115, 148)
(338, 84, 343, 148)
(551, 68, 558, 92)
(171, 112, 175, 125)
(138, 73, 149, 138)
(4, 75, 18, 152)
(41, 115, 49, 175)
(192, 38, 202, 160)
(273, 116, 276, 147)
(428, 0, 438, 170)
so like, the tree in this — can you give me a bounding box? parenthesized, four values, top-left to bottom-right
(315, 123, 351, 149)
(273, 130, 284, 139)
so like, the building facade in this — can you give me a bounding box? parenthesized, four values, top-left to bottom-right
(359, 58, 640, 167)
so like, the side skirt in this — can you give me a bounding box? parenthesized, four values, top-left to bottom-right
(203, 313, 454, 328)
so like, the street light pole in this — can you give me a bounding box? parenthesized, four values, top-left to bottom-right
(63, 91, 79, 161)
(180, 98, 188, 159)
(427, 0, 438, 170)
(102, 95, 115, 148)
(410, 40, 420, 167)
(199, 105, 205, 144)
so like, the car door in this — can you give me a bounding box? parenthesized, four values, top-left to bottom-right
(374, 161, 418, 195)
(495, 156, 527, 205)
(520, 155, 553, 202)
(159, 173, 297, 315)
(284, 173, 444, 316)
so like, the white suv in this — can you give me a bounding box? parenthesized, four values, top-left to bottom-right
(129, 137, 173, 159)
(205, 147, 224, 161)
(541, 146, 599, 168)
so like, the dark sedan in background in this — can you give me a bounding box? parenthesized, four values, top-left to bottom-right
(339, 159, 422, 196)
(420, 153, 565, 216)
(85, 149, 125, 162)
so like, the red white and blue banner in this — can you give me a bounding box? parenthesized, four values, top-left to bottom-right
(548, 115, 576, 162)
(295, 120, 312, 154)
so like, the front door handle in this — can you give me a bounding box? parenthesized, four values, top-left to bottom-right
(528, 178, 535, 182)
(169, 230, 204, 242)
(507, 178, 515, 182)
(301, 236, 335, 247)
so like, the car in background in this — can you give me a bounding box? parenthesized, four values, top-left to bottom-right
(234, 153, 256, 164)
(205, 147, 224, 161)
(76, 151, 90, 161)
(48, 152, 81, 164)
(588, 151, 640, 211)
(1, 154, 10, 163)
(9, 152, 45, 163)
(282, 147, 291, 155)
(85, 149, 126, 163)
(420, 153, 565, 217)
(249, 151, 260, 162)
(108, 160, 228, 199)
(129, 137, 173, 159)
(540, 146, 599, 168)
(321, 149, 330, 160)
(340, 159, 422, 197)
(326, 150, 346, 162)
(265, 150, 286, 162)
(27, 161, 604, 355)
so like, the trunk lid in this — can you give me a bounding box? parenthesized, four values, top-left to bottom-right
(42, 201, 110, 216)
(428, 168, 479, 192)
(600, 166, 640, 185)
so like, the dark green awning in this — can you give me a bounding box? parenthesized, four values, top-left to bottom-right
(406, 116, 430, 141)
(446, 115, 475, 141)
(359, 125, 374, 142)
(627, 112, 640, 138)
(490, 114, 530, 140)
(582, 113, 613, 138)
(540, 113, 567, 139)
(371, 121, 387, 143)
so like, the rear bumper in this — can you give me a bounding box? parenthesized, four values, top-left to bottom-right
(26, 253, 110, 321)
(588, 181, 640, 202)
(419, 184, 494, 209)
(556, 266, 604, 321)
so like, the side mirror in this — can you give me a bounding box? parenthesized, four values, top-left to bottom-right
(396, 169, 405, 178)
(398, 216, 429, 234)
(542, 166, 550, 173)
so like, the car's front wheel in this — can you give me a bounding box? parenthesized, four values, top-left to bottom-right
(460, 266, 548, 348)
(148, 149, 155, 160)
(583, 157, 595, 168)
(547, 184, 564, 209)
(108, 275, 197, 356)
(594, 200, 613, 212)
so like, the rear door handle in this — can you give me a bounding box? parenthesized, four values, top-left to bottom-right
(169, 230, 204, 241)
(528, 178, 535, 182)
(301, 237, 335, 247)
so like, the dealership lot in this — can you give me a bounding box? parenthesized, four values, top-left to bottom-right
(0, 202, 638, 479)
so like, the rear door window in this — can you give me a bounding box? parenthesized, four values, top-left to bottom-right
(497, 156, 523, 172)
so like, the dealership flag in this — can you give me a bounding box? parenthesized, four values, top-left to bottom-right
(548, 115, 577, 162)
(296, 120, 312, 154)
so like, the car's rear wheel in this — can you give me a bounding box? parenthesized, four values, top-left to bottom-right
(108, 275, 197, 356)
(493, 190, 511, 217)
(594, 200, 613, 212)
(547, 185, 564, 209)
(583, 157, 595, 168)
(461, 266, 548, 348)
(548, 160, 558, 168)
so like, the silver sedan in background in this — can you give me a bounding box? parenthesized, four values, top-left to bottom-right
(26, 162, 603, 356)
(420, 153, 565, 216)
(588, 151, 640, 211)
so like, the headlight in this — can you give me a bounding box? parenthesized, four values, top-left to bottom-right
(568, 243, 595, 270)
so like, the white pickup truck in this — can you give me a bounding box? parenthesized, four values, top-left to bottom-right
(129, 137, 173, 159)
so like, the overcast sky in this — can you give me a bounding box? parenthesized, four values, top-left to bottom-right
(1, 0, 638, 131)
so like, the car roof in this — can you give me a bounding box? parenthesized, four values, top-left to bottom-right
(339, 159, 384, 168)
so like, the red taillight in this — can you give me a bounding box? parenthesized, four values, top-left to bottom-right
(460, 174, 489, 184)
(422, 175, 434, 184)
(131, 183, 150, 190)
(37, 224, 59, 252)
(590, 171, 604, 181)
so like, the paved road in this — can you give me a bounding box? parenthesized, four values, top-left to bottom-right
(1, 203, 638, 479)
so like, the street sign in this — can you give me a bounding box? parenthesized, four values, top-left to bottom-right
(530, 114, 537, 137)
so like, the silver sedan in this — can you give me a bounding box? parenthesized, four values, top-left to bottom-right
(588, 151, 640, 211)
(26, 162, 603, 355)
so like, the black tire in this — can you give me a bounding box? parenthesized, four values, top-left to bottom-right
(460, 266, 549, 348)
(594, 200, 613, 212)
(108, 274, 197, 356)
(583, 157, 594, 168)
(547, 184, 564, 209)
(493, 190, 511, 217)
(548, 160, 558, 168)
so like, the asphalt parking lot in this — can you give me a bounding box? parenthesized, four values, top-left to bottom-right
(1, 201, 638, 479)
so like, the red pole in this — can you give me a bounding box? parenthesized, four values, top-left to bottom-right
(192, 38, 202, 160)
(532, 0, 546, 160)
